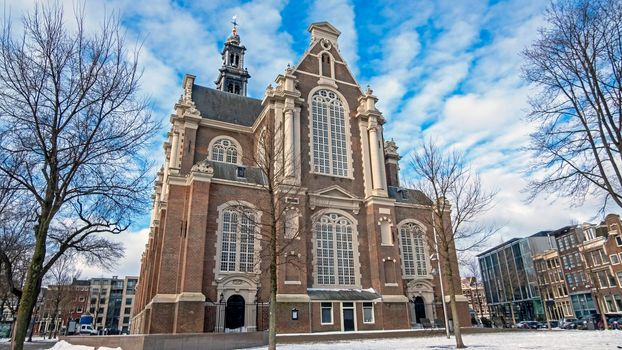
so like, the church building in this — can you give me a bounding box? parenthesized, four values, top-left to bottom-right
(131, 22, 469, 335)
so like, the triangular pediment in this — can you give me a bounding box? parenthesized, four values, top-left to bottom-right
(312, 185, 359, 200)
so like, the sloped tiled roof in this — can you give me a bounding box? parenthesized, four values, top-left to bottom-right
(191, 84, 263, 126)
(387, 186, 432, 206)
(307, 289, 381, 301)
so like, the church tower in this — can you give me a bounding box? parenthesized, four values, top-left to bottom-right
(215, 21, 250, 96)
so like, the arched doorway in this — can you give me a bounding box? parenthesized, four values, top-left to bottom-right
(225, 295, 245, 330)
(414, 296, 426, 323)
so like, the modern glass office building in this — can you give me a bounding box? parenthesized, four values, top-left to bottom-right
(478, 231, 555, 324)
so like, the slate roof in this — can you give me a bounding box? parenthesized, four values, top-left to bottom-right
(387, 186, 432, 206)
(191, 84, 263, 126)
(307, 289, 381, 301)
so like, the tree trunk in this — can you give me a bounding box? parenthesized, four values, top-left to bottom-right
(11, 222, 48, 350)
(445, 257, 465, 348)
(11, 259, 43, 350)
(268, 224, 277, 350)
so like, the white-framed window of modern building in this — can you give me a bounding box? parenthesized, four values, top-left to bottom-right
(218, 202, 259, 273)
(309, 89, 350, 177)
(398, 220, 429, 279)
(320, 302, 333, 325)
(313, 210, 360, 287)
(362, 302, 374, 324)
(209, 136, 242, 164)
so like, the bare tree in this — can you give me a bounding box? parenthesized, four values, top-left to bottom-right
(523, 0, 622, 210)
(409, 141, 496, 349)
(231, 108, 304, 350)
(0, 4, 157, 350)
(44, 254, 81, 339)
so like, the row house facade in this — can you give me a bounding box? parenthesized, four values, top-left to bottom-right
(554, 215, 622, 318)
(34, 280, 90, 336)
(460, 277, 489, 323)
(532, 249, 574, 320)
(131, 22, 469, 335)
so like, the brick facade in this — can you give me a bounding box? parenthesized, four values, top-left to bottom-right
(131, 21, 469, 335)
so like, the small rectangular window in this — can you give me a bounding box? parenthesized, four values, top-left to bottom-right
(616, 236, 622, 246)
(611, 254, 620, 265)
(321, 302, 333, 325)
(237, 166, 246, 178)
(363, 302, 374, 324)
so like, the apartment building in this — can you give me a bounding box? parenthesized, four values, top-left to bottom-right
(532, 249, 574, 320)
(89, 276, 137, 334)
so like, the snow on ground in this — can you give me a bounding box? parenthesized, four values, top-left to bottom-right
(39, 340, 121, 350)
(47, 341, 93, 350)
(251, 330, 621, 349)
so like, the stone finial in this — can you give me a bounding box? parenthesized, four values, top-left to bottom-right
(182, 74, 196, 103)
(366, 85, 373, 96)
(384, 139, 400, 159)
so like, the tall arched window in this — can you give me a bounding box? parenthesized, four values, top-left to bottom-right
(311, 90, 348, 177)
(315, 212, 356, 285)
(220, 205, 256, 273)
(211, 137, 239, 164)
(399, 222, 428, 278)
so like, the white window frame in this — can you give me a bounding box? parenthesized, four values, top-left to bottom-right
(208, 136, 243, 165)
(340, 302, 357, 332)
(611, 254, 620, 265)
(362, 302, 375, 324)
(311, 209, 361, 288)
(320, 302, 333, 325)
(214, 201, 261, 275)
(307, 87, 353, 179)
(397, 219, 430, 279)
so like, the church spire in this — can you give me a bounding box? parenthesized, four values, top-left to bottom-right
(215, 16, 250, 96)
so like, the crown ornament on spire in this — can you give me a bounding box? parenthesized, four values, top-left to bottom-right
(227, 15, 240, 44)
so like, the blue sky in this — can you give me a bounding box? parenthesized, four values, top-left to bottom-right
(9, 0, 609, 278)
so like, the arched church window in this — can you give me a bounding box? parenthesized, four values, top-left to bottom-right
(399, 222, 428, 278)
(235, 54, 240, 67)
(234, 84, 240, 95)
(227, 83, 233, 93)
(311, 90, 348, 177)
(321, 53, 330, 63)
(220, 205, 256, 272)
(229, 53, 235, 67)
(315, 212, 357, 285)
(211, 137, 240, 164)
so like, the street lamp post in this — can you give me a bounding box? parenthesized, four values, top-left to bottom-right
(432, 210, 450, 339)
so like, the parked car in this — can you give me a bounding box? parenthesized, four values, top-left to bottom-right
(574, 314, 601, 330)
(515, 321, 540, 329)
(559, 317, 577, 329)
(541, 320, 559, 328)
(79, 324, 98, 335)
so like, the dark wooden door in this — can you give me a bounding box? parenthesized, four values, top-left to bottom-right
(343, 308, 355, 331)
(225, 295, 245, 329)
(414, 296, 426, 323)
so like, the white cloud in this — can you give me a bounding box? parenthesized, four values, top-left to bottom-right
(77, 228, 149, 279)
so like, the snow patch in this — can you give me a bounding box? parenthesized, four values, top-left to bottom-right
(48, 340, 94, 350)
